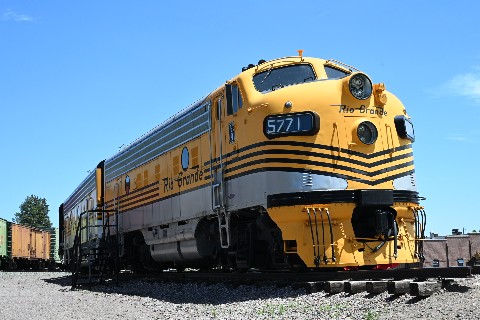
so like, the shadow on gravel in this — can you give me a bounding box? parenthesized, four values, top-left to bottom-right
(363, 293, 381, 299)
(405, 296, 427, 304)
(385, 294, 403, 302)
(45, 274, 473, 305)
(43, 275, 307, 304)
(44, 275, 72, 286)
(443, 283, 471, 293)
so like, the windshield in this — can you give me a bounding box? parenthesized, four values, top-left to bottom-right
(253, 64, 316, 92)
(324, 65, 350, 79)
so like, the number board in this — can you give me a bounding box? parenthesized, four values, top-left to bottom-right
(263, 111, 319, 139)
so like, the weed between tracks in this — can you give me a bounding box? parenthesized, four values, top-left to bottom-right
(254, 301, 350, 318)
(257, 302, 295, 316)
(364, 310, 379, 320)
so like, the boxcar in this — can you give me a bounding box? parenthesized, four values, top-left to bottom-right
(0, 220, 52, 269)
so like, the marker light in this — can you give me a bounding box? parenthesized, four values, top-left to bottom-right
(394, 115, 415, 142)
(349, 73, 373, 100)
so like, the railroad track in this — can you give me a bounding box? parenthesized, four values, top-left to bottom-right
(71, 266, 475, 297)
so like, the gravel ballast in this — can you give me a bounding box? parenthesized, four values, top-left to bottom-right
(0, 272, 479, 319)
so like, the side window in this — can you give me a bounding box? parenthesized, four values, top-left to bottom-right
(227, 84, 243, 116)
(232, 84, 243, 113)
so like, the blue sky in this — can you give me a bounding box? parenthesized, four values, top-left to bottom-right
(1, 1, 479, 235)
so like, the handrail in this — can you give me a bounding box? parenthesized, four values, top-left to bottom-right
(71, 208, 120, 289)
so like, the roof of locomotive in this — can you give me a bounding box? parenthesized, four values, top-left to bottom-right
(63, 95, 209, 206)
(105, 95, 208, 166)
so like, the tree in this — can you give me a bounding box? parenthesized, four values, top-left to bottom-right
(13, 195, 52, 228)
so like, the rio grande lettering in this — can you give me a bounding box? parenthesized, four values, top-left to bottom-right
(338, 104, 387, 116)
(163, 170, 204, 192)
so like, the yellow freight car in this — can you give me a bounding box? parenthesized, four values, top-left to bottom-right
(11, 224, 50, 268)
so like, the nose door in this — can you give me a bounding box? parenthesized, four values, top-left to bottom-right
(209, 84, 243, 210)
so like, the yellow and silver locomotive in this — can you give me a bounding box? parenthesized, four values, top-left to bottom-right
(60, 51, 425, 271)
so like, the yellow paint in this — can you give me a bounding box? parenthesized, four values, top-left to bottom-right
(269, 203, 420, 268)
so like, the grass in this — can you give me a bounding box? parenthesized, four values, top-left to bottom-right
(364, 310, 378, 320)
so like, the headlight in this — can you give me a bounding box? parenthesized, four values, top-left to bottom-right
(349, 73, 373, 100)
(394, 115, 415, 142)
(357, 121, 378, 145)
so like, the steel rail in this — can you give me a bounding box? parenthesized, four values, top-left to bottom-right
(67, 266, 475, 289)
(152, 267, 472, 283)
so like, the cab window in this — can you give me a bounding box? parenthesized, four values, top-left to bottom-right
(253, 64, 316, 93)
(227, 84, 243, 115)
(324, 66, 350, 79)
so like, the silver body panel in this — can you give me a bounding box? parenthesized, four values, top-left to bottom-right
(393, 171, 417, 192)
(113, 171, 348, 263)
(122, 171, 348, 234)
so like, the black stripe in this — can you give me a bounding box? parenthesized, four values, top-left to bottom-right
(109, 185, 160, 208)
(204, 141, 412, 167)
(206, 148, 413, 174)
(223, 166, 415, 186)
(106, 181, 211, 213)
(119, 192, 160, 210)
(105, 181, 160, 206)
(223, 157, 414, 179)
(267, 190, 420, 208)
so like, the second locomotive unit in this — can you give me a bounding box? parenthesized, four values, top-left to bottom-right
(60, 51, 425, 271)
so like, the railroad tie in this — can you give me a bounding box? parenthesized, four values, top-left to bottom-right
(366, 281, 388, 294)
(344, 281, 367, 294)
(410, 281, 442, 297)
(303, 281, 325, 294)
(387, 280, 412, 295)
(324, 281, 344, 294)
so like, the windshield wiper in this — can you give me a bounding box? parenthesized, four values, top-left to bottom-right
(260, 67, 273, 84)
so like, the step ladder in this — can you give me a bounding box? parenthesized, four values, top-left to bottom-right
(217, 207, 231, 249)
(71, 209, 119, 289)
